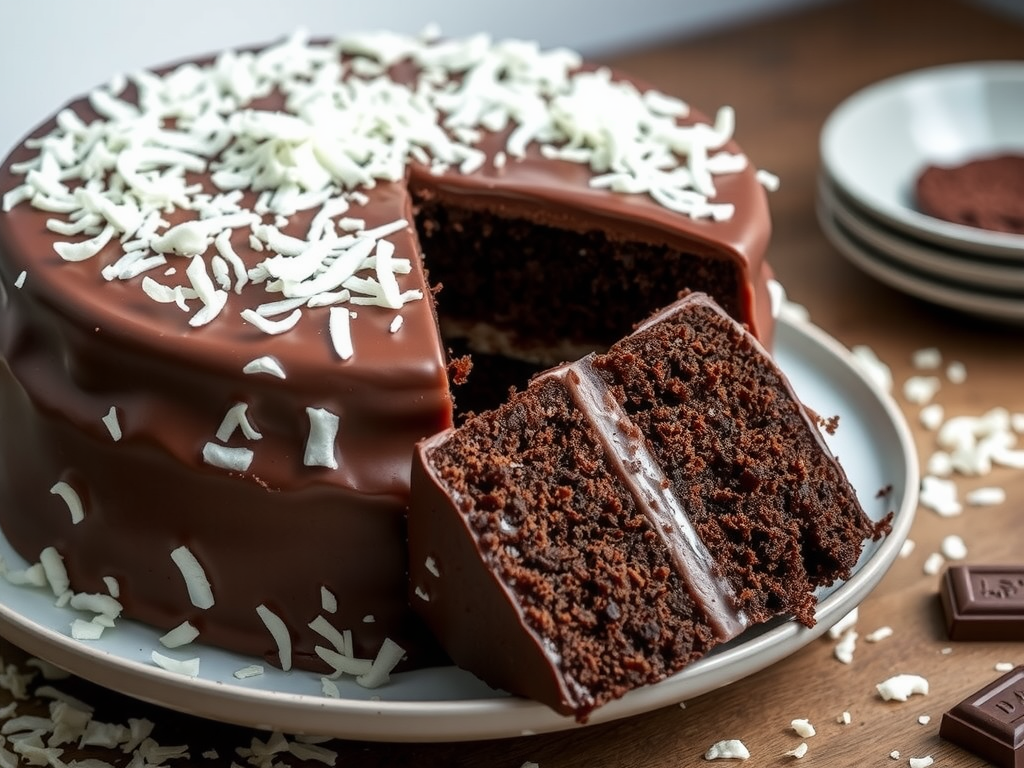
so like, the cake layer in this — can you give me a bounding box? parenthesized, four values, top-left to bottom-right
(409, 294, 889, 719)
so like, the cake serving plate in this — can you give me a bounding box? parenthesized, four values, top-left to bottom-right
(0, 315, 918, 742)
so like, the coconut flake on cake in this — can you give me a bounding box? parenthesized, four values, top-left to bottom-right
(49, 481, 85, 524)
(169, 545, 215, 609)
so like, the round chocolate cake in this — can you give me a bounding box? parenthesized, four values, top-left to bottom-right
(0, 30, 774, 676)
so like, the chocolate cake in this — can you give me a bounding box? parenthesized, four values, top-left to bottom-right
(409, 293, 889, 720)
(915, 154, 1024, 235)
(0, 30, 774, 674)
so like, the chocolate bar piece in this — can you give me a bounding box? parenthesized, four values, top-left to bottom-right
(940, 565, 1024, 641)
(941, 666, 1024, 768)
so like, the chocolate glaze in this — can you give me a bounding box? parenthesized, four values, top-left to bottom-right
(0, 38, 773, 671)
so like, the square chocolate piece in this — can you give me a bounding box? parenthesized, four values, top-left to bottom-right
(941, 666, 1024, 768)
(940, 565, 1024, 641)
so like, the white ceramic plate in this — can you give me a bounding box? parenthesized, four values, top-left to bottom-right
(820, 61, 1024, 258)
(0, 316, 917, 742)
(819, 175, 1024, 293)
(818, 189, 1024, 324)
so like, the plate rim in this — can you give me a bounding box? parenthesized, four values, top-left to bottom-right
(0, 315, 919, 742)
(819, 175, 1024, 292)
(817, 184, 1024, 324)
(820, 60, 1024, 257)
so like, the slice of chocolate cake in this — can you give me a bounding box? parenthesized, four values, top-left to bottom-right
(408, 293, 889, 721)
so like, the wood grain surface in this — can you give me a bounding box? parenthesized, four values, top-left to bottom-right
(0, 0, 1022, 765)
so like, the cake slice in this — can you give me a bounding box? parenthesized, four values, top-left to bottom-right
(407, 292, 889, 721)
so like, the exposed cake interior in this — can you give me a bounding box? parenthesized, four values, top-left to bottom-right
(410, 294, 889, 719)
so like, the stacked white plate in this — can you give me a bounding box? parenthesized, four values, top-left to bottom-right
(818, 61, 1024, 324)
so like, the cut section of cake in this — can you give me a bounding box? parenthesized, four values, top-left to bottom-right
(408, 292, 890, 720)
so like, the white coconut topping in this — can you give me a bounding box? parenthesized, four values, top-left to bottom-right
(919, 403, 944, 431)
(316, 646, 373, 677)
(909, 757, 934, 768)
(912, 347, 942, 370)
(49, 481, 85, 524)
(201, 442, 254, 472)
(425, 556, 440, 578)
(389, 315, 404, 333)
(101, 405, 123, 441)
(102, 576, 121, 598)
(243, 355, 286, 378)
(827, 607, 858, 639)
(704, 740, 750, 760)
(755, 169, 780, 191)
(159, 621, 200, 649)
(356, 637, 405, 689)
(918, 714, 932, 724)
(919, 475, 961, 517)
(838, 711, 852, 725)
(320, 586, 338, 614)
(241, 307, 302, 335)
(903, 375, 940, 405)
(923, 552, 945, 575)
(996, 662, 1015, 672)
(329, 306, 354, 360)
(304, 407, 340, 469)
(947, 361, 967, 383)
(309, 615, 349, 656)
(170, 545, 215, 609)
(834, 628, 857, 664)
(150, 651, 200, 678)
(850, 345, 893, 393)
(14, 270, 26, 288)
(876, 674, 928, 701)
(256, 604, 293, 671)
(215, 402, 263, 442)
(71, 619, 106, 641)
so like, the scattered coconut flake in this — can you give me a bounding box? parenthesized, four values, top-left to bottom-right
(927, 451, 954, 477)
(756, 169, 780, 191)
(704, 739, 750, 760)
(321, 586, 338, 614)
(920, 403, 944, 431)
(201, 442, 254, 472)
(321, 677, 341, 698)
(900, 539, 916, 558)
(890, 750, 901, 760)
(912, 347, 942, 370)
(923, 552, 945, 575)
(356, 637, 405, 689)
(941, 535, 968, 561)
(150, 651, 200, 678)
(304, 407, 340, 469)
(785, 743, 808, 759)
(903, 375, 940, 405)
(919, 475, 961, 517)
(866, 626, 894, 643)
(102, 576, 120, 598)
(309, 615, 349, 655)
(49, 480, 85, 524)
(966, 486, 1006, 507)
(414, 585, 430, 602)
(828, 607, 858, 639)
(946, 361, 966, 383)
(256, 603, 293, 671)
(995, 662, 1015, 672)
(159, 621, 200, 649)
(71, 619, 106, 640)
(243, 355, 286, 379)
(834, 628, 857, 664)
(876, 674, 929, 701)
(909, 757, 934, 768)
(101, 406, 123, 441)
(170, 545, 215, 609)
(389, 315, 404, 333)
(233, 664, 265, 679)
(838, 711, 852, 725)
(39, 547, 69, 597)
(850, 345, 893, 393)
(316, 646, 372, 677)
(329, 306, 354, 360)
(918, 714, 931, 725)
(791, 719, 815, 738)
(14, 270, 26, 288)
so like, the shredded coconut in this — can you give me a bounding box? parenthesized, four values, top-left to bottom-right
(256, 603, 293, 671)
(940, 534, 968, 561)
(101, 406, 123, 441)
(790, 718, 815, 738)
(304, 407, 340, 469)
(704, 740, 750, 760)
(865, 626, 894, 643)
(49, 481, 85, 524)
(150, 651, 200, 678)
(159, 621, 200, 648)
(242, 355, 287, 378)
(169, 545, 215, 609)
(785, 743, 808, 759)
(876, 674, 928, 701)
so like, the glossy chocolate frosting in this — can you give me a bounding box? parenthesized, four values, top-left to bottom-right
(0, 35, 773, 672)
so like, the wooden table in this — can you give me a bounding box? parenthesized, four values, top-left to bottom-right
(2, 0, 1023, 765)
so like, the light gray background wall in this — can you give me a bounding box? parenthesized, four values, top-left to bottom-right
(0, 0, 828, 153)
